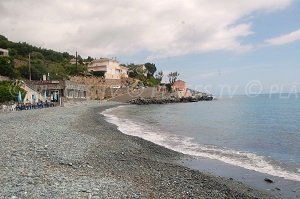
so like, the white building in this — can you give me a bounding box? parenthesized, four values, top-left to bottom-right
(0, 48, 9, 57)
(88, 58, 128, 79)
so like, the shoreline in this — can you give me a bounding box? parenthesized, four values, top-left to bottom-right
(0, 102, 276, 198)
(101, 103, 300, 199)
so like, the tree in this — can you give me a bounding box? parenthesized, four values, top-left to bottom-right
(155, 70, 164, 83)
(145, 76, 159, 86)
(48, 63, 68, 80)
(62, 52, 72, 60)
(168, 71, 180, 84)
(66, 63, 86, 76)
(8, 48, 17, 57)
(0, 35, 9, 49)
(145, 63, 157, 77)
(85, 56, 94, 62)
(0, 57, 15, 78)
(76, 54, 84, 65)
(18, 64, 47, 80)
(126, 63, 147, 79)
(0, 81, 26, 103)
(31, 51, 45, 60)
(18, 65, 30, 79)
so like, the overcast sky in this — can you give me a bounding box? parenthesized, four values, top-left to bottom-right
(1, 0, 300, 95)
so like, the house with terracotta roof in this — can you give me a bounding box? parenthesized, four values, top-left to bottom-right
(171, 80, 191, 97)
(87, 58, 128, 79)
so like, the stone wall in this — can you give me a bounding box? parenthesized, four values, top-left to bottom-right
(64, 80, 87, 99)
(69, 76, 134, 100)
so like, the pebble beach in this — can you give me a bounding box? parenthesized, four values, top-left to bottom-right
(0, 102, 276, 198)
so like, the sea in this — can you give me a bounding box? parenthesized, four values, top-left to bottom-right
(102, 94, 300, 197)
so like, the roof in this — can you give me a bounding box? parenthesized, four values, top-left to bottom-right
(90, 58, 118, 64)
(120, 66, 129, 70)
(172, 80, 186, 86)
(0, 48, 9, 52)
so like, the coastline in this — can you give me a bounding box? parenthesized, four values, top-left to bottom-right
(0, 102, 276, 198)
(102, 103, 300, 199)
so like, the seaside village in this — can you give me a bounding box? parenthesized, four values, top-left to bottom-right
(0, 47, 212, 111)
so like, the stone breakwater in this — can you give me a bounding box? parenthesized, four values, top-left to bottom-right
(0, 102, 274, 198)
(128, 95, 213, 105)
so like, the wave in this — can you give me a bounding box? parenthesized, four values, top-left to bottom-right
(101, 106, 300, 182)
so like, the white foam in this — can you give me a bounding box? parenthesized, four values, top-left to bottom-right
(102, 107, 300, 182)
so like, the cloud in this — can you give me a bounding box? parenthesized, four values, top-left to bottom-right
(0, 0, 293, 58)
(264, 29, 300, 46)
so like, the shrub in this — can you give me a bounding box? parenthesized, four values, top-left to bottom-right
(0, 81, 26, 103)
(0, 56, 15, 78)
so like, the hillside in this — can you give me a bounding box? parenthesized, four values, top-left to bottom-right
(0, 35, 88, 80)
(0, 35, 165, 87)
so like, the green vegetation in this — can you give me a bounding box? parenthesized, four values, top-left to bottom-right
(168, 71, 180, 84)
(0, 56, 15, 78)
(0, 35, 88, 80)
(124, 63, 163, 86)
(144, 63, 157, 78)
(0, 35, 164, 87)
(155, 70, 164, 82)
(0, 81, 26, 103)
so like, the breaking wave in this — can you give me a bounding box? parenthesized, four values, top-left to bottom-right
(102, 106, 300, 182)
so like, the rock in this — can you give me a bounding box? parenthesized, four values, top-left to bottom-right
(72, 165, 79, 169)
(128, 94, 214, 105)
(87, 165, 93, 169)
(264, 178, 273, 183)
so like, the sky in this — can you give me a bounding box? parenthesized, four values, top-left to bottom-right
(0, 0, 300, 95)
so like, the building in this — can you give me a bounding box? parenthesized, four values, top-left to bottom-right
(24, 80, 87, 104)
(171, 80, 191, 97)
(0, 48, 9, 57)
(87, 58, 128, 79)
(69, 58, 77, 65)
(172, 80, 187, 92)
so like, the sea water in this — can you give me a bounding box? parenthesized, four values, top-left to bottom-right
(102, 94, 300, 191)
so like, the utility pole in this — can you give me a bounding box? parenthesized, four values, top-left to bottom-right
(75, 51, 78, 70)
(29, 53, 31, 81)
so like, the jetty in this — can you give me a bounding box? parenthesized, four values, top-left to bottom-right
(108, 86, 213, 105)
(128, 95, 213, 105)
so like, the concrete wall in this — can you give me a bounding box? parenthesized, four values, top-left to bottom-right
(22, 82, 44, 103)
